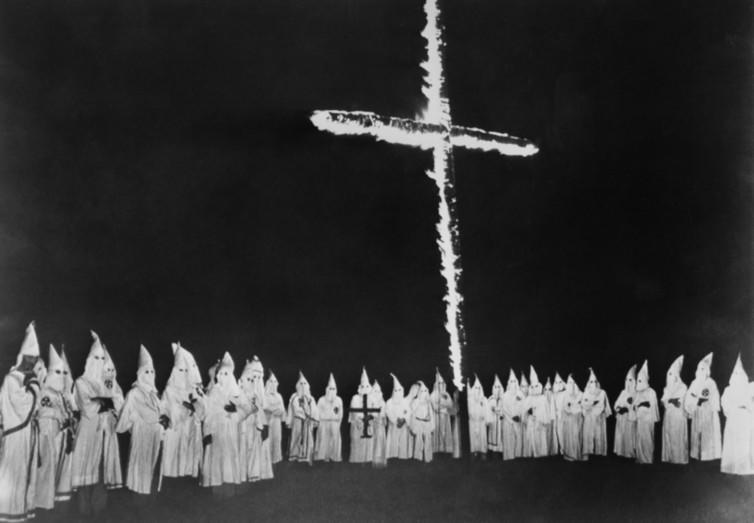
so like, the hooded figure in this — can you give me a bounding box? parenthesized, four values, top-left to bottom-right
(523, 367, 551, 458)
(720, 355, 753, 475)
(71, 330, 121, 518)
(35, 344, 77, 510)
(315, 373, 343, 462)
(487, 374, 505, 454)
(54, 349, 78, 504)
(0, 322, 41, 522)
(501, 370, 524, 460)
(263, 371, 285, 464)
(431, 368, 457, 454)
(385, 373, 411, 460)
(661, 355, 688, 464)
(370, 380, 388, 468)
(286, 371, 318, 464)
(162, 343, 206, 478)
(201, 352, 248, 487)
(552, 373, 567, 455)
(409, 381, 435, 462)
(544, 378, 557, 455)
(580, 368, 611, 457)
(561, 374, 584, 461)
(116, 345, 169, 494)
(101, 347, 124, 490)
(467, 375, 490, 457)
(349, 368, 378, 463)
(684, 353, 722, 461)
(613, 364, 638, 458)
(520, 373, 529, 398)
(634, 360, 659, 464)
(239, 356, 273, 482)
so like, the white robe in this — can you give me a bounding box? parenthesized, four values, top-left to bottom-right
(286, 393, 318, 463)
(720, 384, 754, 475)
(431, 390, 456, 454)
(545, 391, 557, 455)
(349, 393, 381, 463)
(0, 371, 39, 522)
(501, 392, 524, 460)
(35, 387, 74, 510)
(487, 394, 505, 453)
(385, 396, 411, 460)
(263, 391, 285, 464)
(523, 393, 551, 458)
(660, 381, 689, 464)
(101, 380, 124, 489)
(161, 385, 205, 478)
(409, 397, 435, 462)
(239, 391, 273, 481)
(54, 390, 77, 504)
(70, 377, 106, 488)
(116, 384, 164, 494)
(201, 387, 246, 486)
(371, 397, 387, 468)
(613, 389, 636, 458)
(314, 396, 343, 462)
(685, 378, 722, 460)
(561, 392, 583, 461)
(581, 389, 610, 456)
(634, 387, 659, 464)
(553, 391, 567, 454)
(468, 394, 490, 454)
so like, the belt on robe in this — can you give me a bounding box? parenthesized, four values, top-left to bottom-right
(415, 415, 430, 422)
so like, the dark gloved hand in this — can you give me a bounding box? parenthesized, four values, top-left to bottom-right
(626, 397, 634, 405)
(697, 397, 707, 406)
(73, 411, 82, 422)
(527, 408, 533, 416)
(23, 373, 35, 387)
(260, 425, 269, 441)
(224, 402, 237, 413)
(512, 415, 521, 423)
(396, 418, 406, 428)
(182, 401, 196, 414)
(617, 407, 627, 415)
(638, 401, 650, 409)
(159, 414, 170, 429)
(669, 398, 680, 408)
(98, 397, 115, 413)
(593, 400, 599, 406)
(203, 434, 212, 447)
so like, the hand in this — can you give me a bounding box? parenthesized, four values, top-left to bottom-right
(512, 415, 521, 423)
(617, 407, 627, 415)
(626, 397, 634, 405)
(98, 397, 115, 413)
(73, 411, 82, 422)
(396, 418, 406, 428)
(159, 414, 170, 429)
(527, 408, 533, 416)
(333, 406, 339, 415)
(669, 398, 680, 408)
(260, 425, 269, 441)
(697, 397, 707, 406)
(638, 401, 650, 409)
(592, 400, 599, 406)
(203, 434, 212, 447)
(224, 402, 237, 413)
(22, 373, 35, 387)
(182, 401, 196, 414)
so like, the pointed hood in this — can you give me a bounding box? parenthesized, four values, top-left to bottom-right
(15, 321, 40, 368)
(265, 370, 279, 394)
(529, 366, 542, 395)
(469, 374, 484, 399)
(358, 366, 371, 395)
(553, 372, 565, 392)
(433, 367, 447, 393)
(519, 372, 529, 395)
(45, 344, 66, 392)
(666, 355, 684, 387)
(636, 360, 650, 391)
(214, 352, 240, 396)
(60, 348, 74, 393)
(325, 372, 337, 400)
(695, 352, 713, 380)
(544, 377, 552, 393)
(137, 345, 156, 390)
(566, 373, 579, 394)
(296, 370, 311, 396)
(491, 374, 504, 397)
(168, 343, 191, 390)
(390, 373, 404, 399)
(179, 342, 203, 388)
(584, 367, 598, 394)
(371, 379, 383, 400)
(83, 330, 106, 382)
(624, 364, 637, 392)
(728, 354, 749, 388)
(505, 369, 519, 396)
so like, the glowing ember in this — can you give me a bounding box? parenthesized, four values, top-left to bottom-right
(310, 0, 538, 390)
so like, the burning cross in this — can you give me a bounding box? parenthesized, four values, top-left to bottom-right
(352, 394, 382, 439)
(311, 0, 538, 390)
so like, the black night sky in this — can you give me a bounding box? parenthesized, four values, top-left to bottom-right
(0, 0, 751, 398)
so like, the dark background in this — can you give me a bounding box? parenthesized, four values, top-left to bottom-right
(0, 0, 752, 401)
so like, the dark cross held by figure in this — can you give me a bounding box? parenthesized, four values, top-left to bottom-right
(353, 394, 382, 439)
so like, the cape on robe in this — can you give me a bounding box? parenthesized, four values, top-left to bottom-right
(523, 394, 551, 458)
(431, 390, 456, 454)
(720, 384, 754, 475)
(0, 371, 40, 522)
(561, 392, 584, 461)
(35, 387, 75, 510)
(116, 384, 165, 494)
(613, 390, 637, 458)
(501, 393, 524, 460)
(201, 387, 246, 486)
(581, 389, 610, 457)
(263, 391, 285, 464)
(286, 393, 318, 464)
(661, 381, 689, 464)
(685, 378, 722, 461)
(315, 396, 343, 462)
(634, 387, 659, 464)
(487, 395, 505, 453)
(162, 385, 205, 478)
(385, 396, 411, 460)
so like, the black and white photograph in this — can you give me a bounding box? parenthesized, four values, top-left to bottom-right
(0, 0, 752, 521)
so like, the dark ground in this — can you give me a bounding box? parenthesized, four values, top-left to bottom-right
(34, 453, 754, 523)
